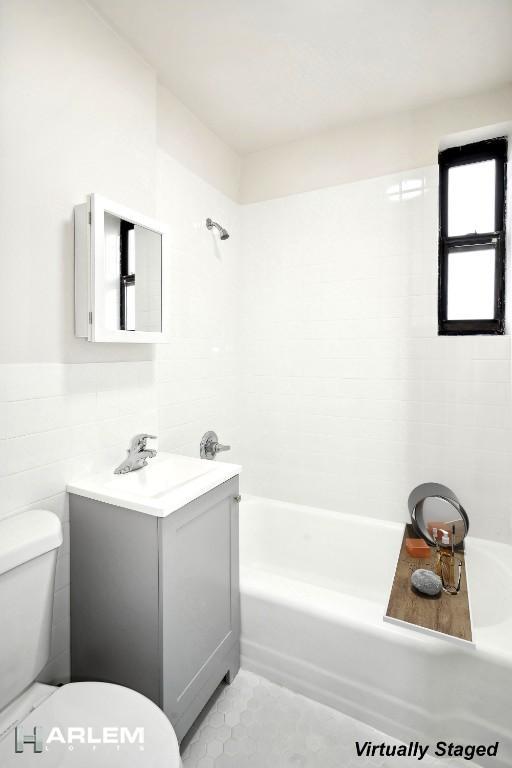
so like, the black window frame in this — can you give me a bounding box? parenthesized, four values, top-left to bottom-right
(438, 137, 507, 335)
(119, 219, 135, 332)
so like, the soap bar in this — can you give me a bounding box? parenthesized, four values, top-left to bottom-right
(406, 538, 431, 558)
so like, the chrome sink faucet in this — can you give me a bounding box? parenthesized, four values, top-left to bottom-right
(114, 434, 157, 474)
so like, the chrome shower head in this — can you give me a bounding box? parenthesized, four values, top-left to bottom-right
(206, 218, 229, 240)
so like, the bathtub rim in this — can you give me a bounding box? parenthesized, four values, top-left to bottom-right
(240, 492, 512, 658)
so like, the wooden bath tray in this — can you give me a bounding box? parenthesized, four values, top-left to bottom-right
(384, 524, 473, 645)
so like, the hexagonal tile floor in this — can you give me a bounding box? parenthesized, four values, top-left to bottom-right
(181, 669, 450, 768)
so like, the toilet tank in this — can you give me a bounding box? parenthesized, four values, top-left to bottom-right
(0, 510, 63, 712)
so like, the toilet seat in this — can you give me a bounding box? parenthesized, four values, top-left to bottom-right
(0, 682, 181, 766)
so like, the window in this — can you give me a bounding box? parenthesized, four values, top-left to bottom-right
(438, 137, 507, 335)
(119, 219, 136, 331)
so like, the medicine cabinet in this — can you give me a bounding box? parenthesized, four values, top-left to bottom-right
(74, 194, 167, 342)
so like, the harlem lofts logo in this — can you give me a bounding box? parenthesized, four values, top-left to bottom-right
(15, 726, 145, 753)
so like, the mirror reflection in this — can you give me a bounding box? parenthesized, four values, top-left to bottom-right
(413, 497, 467, 547)
(104, 212, 162, 333)
(408, 483, 469, 548)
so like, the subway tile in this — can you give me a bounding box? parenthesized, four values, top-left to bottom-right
(2, 159, 511, 691)
(241, 164, 512, 544)
(0, 364, 67, 401)
(0, 163, 241, 683)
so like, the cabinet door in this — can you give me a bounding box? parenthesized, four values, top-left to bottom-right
(159, 477, 240, 727)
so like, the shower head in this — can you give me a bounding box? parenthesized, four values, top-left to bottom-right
(206, 218, 229, 240)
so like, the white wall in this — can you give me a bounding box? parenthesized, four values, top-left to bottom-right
(157, 85, 241, 202)
(0, 361, 159, 681)
(240, 84, 512, 203)
(0, 0, 241, 684)
(0, 0, 159, 685)
(155, 151, 241, 459)
(240, 166, 512, 544)
(0, 0, 157, 365)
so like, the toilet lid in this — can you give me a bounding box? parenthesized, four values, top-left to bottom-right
(0, 682, 181, 767)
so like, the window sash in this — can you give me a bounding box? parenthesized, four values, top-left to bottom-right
(438, 138, 507, 335)
(439, 234, 505, 335)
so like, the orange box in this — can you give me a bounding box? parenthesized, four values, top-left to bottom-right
(406, 538, 431, 558)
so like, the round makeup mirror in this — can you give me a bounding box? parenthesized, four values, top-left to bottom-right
(408, 483, 469, 548)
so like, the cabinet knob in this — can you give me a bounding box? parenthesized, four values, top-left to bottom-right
(233, 495, 242, 503)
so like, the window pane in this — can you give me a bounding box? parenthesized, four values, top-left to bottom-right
(127, 228, 136, 274)
(447, 247, 495, 320)
(448, 160, 495, 236)
(125, 283, 136, 331)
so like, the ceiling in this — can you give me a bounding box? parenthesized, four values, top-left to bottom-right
(90, 0, 512, 154)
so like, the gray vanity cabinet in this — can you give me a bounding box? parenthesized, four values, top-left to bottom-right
(70, 476, 240, 742)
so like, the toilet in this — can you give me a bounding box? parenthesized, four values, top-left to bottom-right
(0, 509, 182, 766)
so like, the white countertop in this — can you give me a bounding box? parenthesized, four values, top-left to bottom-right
(67, 452, 242, 517)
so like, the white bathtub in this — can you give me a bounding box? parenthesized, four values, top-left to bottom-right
(240, 495, 512, 767)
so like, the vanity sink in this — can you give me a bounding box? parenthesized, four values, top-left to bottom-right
(67, 451, 241, 517)
(69, 450, 242, 740)
(108, 454, 212, 497)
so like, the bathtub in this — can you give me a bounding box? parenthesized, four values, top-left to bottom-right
(239, 495, 512, 767)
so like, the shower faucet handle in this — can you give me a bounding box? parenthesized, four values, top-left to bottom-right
(200, 430, 231, 460)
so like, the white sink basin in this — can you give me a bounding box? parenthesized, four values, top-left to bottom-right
(107, 454, 213, 498)
(67, 452, 241, 517)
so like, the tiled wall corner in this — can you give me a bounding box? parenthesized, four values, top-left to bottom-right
(155, 152, 242, 464)
(240, 167, 512, 544)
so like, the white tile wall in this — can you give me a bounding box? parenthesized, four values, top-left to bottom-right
(240, 167, 512, 544)
(0, 361, 159, 682)
(155, 152, 242, 461)
(0, 154, 243, 684)
(1, 0, 161, 681)
(3, 160, 510, 687)
(0, 0, 243, 688)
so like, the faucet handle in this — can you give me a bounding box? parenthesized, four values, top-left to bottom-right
(130, 433, 157, 450)
(114, 435, 157, 475)
(200, 430, 231, 460)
